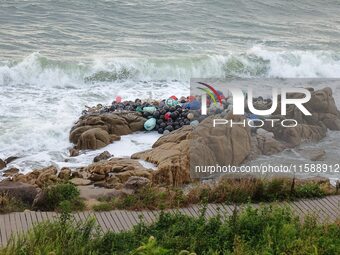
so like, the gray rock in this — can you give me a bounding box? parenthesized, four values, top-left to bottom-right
(4, 156, 19, 164)
(124, 176, 151, 191)
(0, 159, 6, 170)
(89, 173, 106, 182)
(93, 151, 112, 162)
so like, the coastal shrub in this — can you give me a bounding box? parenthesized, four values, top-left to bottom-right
(92, 202, 113, 212)
(294, 183, 325, 198)
(1, 205, 339, 255)
(109, 186, 189, 210)
(0, 214, 99, 255)
(44, 183, 84, 211)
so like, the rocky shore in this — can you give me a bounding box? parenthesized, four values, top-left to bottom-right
(1, 87, 340, 210)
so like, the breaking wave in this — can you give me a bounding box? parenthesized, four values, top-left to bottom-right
(1, 47, 340, 88)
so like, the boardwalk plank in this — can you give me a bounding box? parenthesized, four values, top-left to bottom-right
(125, 211, 138, 226)
(94, 212, 107, 232)
(316, 198, 337, 220)
(0, 215, 7, 247)
(14, 213, 23, 235)
(100, 212, 113, 231)
(326, 196, 340, 208)
(324, 196, 338, 208)
(104, 211, 120, 232)
(9, 213, 19, 238)
(19, 213, 29, 233)
(117, 210, 130, 231)
(37, 211, 44, 224)
(120, 211, 134, 230)
(4, 214, 12, 243)
(109, 211, 125, 232)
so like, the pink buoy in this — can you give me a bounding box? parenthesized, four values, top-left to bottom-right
(115, 96, 122, 103)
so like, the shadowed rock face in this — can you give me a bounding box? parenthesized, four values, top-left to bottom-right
(0, 181, 38, 205)
(69, 112, 145, 150)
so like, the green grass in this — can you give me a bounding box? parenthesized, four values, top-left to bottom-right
(93, 177, 333, 211)
(1, 205, 339, 255)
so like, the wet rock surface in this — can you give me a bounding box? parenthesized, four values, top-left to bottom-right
(93, 151, 112, 162)
(69, 112, 146, 150)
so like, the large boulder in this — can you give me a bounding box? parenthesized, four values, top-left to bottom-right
(132, 128, 192, 186)
(0, 180, 38, 205)
(188, 115, 252, 179)
(69, 112, 146, 151)
(133, 115, 252, 186)
(77, 128, 111, 150)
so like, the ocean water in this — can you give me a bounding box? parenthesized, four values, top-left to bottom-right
(0, 0, 340, 180)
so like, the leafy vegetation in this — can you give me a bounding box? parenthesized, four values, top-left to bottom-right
(1, 205, 339, 255)
(43, 182, 85, 211)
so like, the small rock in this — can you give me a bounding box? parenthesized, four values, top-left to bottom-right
(110, 134, 121, 142)
(71, 171, 83, 178)
(70, 178, 92, 186)
(93, 151, 112, 162)
(0, 159, 6, 170)
(5, 156, 19, 164)
(58, 168, 72, 180)
(69, 148, 80, 157)
(2, 167, 19, 177)
(124, 176, 151, 191)
(89, 173, 106, 182)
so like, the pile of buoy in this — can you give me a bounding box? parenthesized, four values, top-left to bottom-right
(143, 104, 198, 134)
(82, 95, 203, 134)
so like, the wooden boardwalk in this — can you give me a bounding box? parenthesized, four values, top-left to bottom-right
(0, 195, 339, 247)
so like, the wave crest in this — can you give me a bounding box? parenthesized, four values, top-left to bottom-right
(1, 47, 340, 87)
